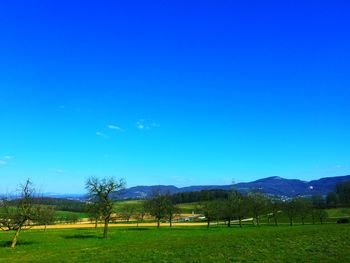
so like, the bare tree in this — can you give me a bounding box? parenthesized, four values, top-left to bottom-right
(85, 176, 125, 238)
(0, 179, 37, 248)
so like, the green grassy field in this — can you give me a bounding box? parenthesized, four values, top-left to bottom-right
(114, 200, 144, 209)
(0, 224, 349, 262)
(114, 200, 200, 214)
(325, 208, 350, 218)
(55, 211, 88, 220)
(176, 202, 200, 214)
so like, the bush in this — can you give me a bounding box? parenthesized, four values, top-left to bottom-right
(337, 218, 349, 224)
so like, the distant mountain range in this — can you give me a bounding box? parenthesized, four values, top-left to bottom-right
(117, 175, 350, 199)
(36, 174, 350, 200)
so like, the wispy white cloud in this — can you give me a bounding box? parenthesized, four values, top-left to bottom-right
(136, 120, 146, 130)
(108, 124, 124, 131)
(136, 119, 160, 130)
(96, 131, 109, 139)
(0, 155, 14, 166)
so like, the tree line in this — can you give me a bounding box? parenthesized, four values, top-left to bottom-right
(1, 177, 349, 248)
(326, 180, 350, 207)
(200, 192, 329, 228)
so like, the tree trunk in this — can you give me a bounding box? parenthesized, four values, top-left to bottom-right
(239, 218, 242, 228)
(227, 219, 231, 227)
(94, 219, 98, 229)
(44, 224, 47, 232)
(207, 219, 210, 228)
(256, 217, 260, 227)
(274, 215, 278, 226)
(302, 217, 305, 225)
(157, 219, 160, 228)
(11, 227, 21, 248)
(103, 220, 109, 238)
(289, 217, 293, 226)
(169, 217, 172, 227)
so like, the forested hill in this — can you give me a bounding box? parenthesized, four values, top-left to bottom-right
(117, 175, 350, 199)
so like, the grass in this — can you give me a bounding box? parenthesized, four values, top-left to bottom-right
(114, 200, 200, 214)
(326, 208, 350, 218)
(114, 200, 144, 209)
(55, 211, 88, 220)
(0, 224, 349, 262)
(176, 202, 200, 214)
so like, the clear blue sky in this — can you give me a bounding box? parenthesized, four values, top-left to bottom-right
(0, 1, 349, 194)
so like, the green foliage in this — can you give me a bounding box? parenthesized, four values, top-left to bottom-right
(117, 203, 137, 222)
(247, 192, 269, 226)
(144, 192, 179, 227)
(336, 180, 350, 206)
(171, 189, 230, 204)
(33, 197, 86, 212)
(34, 206, 56, 228)
(325, 207, 350, 218)
(327, 192, 339, 207)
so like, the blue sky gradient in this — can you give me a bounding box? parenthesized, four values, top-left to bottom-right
(0, 1, 349, 193)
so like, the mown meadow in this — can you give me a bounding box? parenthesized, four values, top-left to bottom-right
(0, 224, 349, 262)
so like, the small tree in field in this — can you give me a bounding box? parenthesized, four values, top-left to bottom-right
(132, 202, 147, 227)
(232, 192, 248, 228)
(145, 191, 167, 228)
(86, 176, 125, 238)
(164, 194, 180, 227)
(119, 203, 136, 222)
(284, 198, 298, 226)
(35, 205, 56, 231)
(269, 196, 282, 226)
(201, 200, 221, 228)
(223, 190, 243, 227)
(317, 209, 328, 224)
(311, 195, 327, 224)
(248, 192, 268, 226)
(0, 179, 37, 248)
(87, 202, 102, 228)
(294, 198, 311, 225)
